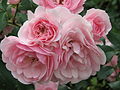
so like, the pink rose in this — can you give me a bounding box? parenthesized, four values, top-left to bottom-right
(84, 8, 112, 42)
(53, 15, 106, 84)
(34, 81, 58, 90)
(32, 0, 86, 13)
(18, 6, 69, 46)
(8, 0, 20, 4)
(0, 36, 58, 84)
(106, 56, 120, 82)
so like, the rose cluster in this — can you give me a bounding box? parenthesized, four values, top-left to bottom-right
(0, 0, 112, 90)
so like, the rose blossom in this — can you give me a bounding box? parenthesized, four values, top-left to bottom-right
(34, 81, 58, 90)
(7, 0, 20, 4)
(0, 36, 58, 84)
(18, 6, 71, 46)
(53, 15, 106, 84)
(32, 0, 86, 13)
(84, 8, 112, 42)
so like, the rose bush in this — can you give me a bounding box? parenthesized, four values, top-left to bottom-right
(0, 0, 119, 90)
(0, 6, 106, 85)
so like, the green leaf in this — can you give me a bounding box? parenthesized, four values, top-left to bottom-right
(98, 45, 116, 62)
(98, 45, 114, 52)
(16, 12, 27, 24)
(93, 0, 101, 4)
(0, 12, 7, 32)
(106, 51, 116, 62)
(6, 5, 12, 19)
(107, 30, 120, 49)
(1, 0, 7, 10)
(97, 66, 114, 80)
(74, 81, 89, 90)
(58, 85, 68, 90)
(109, 81, 120, 90)
(90, 77, 98, 86)
(19, 0, 37, 11)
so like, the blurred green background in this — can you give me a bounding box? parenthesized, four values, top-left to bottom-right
(0, 0, 120, 90)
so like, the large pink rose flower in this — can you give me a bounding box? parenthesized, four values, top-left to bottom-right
(18, 6, 75, 46)
(0, 36, 58, 84)
(84, 8, 112, 42)
(7, 0, 20, 4)
(53, 15, 106, 84)
(34, 81, 58, 90)
(32, 0, 86, 13)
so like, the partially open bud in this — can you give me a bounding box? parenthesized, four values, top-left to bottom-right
(7, 0, 20, 4)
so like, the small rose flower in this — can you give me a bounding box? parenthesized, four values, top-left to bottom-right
(8, 0, 20, 4)
(53, 15, 106, 84)
(84, 8, 112, 42)
(32, 0, 86, 13)
(106, 56, 120, 82)
(0, 36, 58, 84)
(34, 81, 58, 90)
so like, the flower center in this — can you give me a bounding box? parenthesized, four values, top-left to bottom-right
(53, 0, 64, 4)
(33, 20, 48, 37)
(25, 56, 38, 64)
(32, 19, 57, 42)
(15, 55, 38, 68)
(31, 57, 38, 62)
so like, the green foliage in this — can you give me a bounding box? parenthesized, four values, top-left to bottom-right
(19, 0, 37, 11)
(0, 0, 8, 32)
(0, 12, 7, 31)
(99, 45, 116, 62)
(97, 66, 114, 80)
(107, 30, 120, 49)
(0, 0, 7, 10)
(73, 81, 89, 90)
(109, 81, 120, 90)
(58, 85, 68, 90)
(16, 12, 27, 24)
